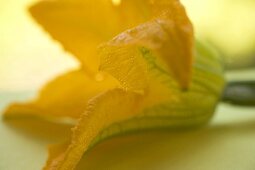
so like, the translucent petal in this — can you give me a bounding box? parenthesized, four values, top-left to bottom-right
(4, 70, 118, 120)
(28, 0, 149, 73)
(30, 0, 193, 80)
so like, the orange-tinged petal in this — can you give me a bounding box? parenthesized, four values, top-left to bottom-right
(4, 70, 118, 120)
(43, 42, 225, 170)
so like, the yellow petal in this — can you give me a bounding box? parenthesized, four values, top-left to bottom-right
(99, 0, 193, 90)
(4, 70, 118, 120)
(29, 0, 192, 79)
(28, 0, 150, 73)
(43, 42, 225, 170)
(99, 45, 149, 92)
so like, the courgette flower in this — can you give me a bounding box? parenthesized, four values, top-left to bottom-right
(4, 0, 225, 170)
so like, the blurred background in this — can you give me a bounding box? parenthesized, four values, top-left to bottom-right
(0, 0, 255, 92)
(1, 1, 255, 170)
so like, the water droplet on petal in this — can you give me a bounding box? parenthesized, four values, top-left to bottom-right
(111, 0, 121, 6)
(95, 73, 104, 82)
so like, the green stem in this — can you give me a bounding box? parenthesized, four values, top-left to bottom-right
(222, 80, 255, 106)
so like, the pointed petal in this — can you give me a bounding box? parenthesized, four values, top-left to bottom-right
(4, 70, 118, 120)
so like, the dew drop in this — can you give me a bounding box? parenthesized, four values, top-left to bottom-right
(95, 73, 104, 82)
(111, 0, 121, 6)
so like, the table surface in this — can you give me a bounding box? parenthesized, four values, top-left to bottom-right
(1, 69, 255, 170)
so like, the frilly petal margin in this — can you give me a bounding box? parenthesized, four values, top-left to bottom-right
(99, 0, 193, 91)
(43, 42, 225, 170)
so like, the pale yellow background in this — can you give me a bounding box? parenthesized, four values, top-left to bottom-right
(1, 0, 255, 170)
(1, 0, 255, 92)
(0, 0, 78, 92)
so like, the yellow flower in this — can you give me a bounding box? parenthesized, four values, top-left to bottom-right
(4, 0, 225, 169)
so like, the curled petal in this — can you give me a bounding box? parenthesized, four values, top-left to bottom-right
(99, 0, 193, 90)
(44, 42, 225, 170)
